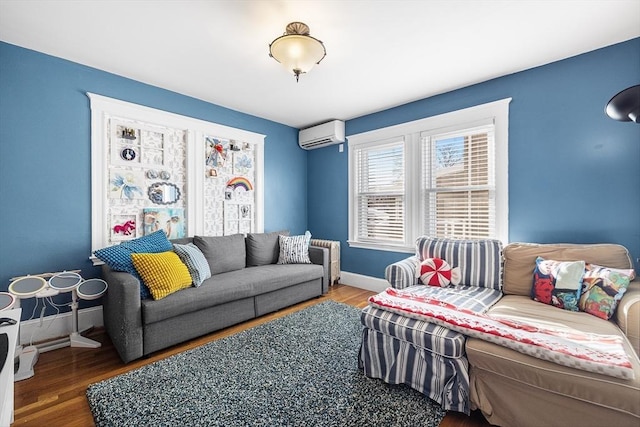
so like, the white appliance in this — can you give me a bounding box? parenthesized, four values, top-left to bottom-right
(298, 120, 345, 150)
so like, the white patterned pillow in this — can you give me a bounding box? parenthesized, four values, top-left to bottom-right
(277, 231, 312, 264)
(173, 242, 212, 287)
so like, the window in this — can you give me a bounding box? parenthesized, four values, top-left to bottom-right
(348, 98, 510, 252)
(354, 139, 405, 244)
(423, 125, 495, 239)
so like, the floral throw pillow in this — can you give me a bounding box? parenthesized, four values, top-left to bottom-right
(578, 263, 635, 320)
(416, 258, 461, 287)
(531, 257, 585, 311)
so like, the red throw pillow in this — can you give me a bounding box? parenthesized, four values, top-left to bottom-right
(416, 257, 461, 287)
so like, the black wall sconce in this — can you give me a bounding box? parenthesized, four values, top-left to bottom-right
(605, 85, 640, 123)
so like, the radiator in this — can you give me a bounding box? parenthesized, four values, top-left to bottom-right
(310, 239, 340, 285)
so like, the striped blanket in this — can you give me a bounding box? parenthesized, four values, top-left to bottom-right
(369, 287, 634, 380)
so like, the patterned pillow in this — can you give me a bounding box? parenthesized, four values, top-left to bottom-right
(131, 251, 192, 300)
(531, 257, 585, 311)
(415, 237, 503, 290)
(93, 230, 173, 299)
(277, 231, 312, 264)
(416, 258, 461, 287)
(173, 243, 212, 287)
(579, 263, 635, 320)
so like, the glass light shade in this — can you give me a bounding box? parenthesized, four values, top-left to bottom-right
(270, 34, 326, 76)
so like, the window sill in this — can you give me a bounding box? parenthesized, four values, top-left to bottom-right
(347, 240, 413, 254)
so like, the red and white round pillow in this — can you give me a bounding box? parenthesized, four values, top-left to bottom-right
(416, 258, 461, 287)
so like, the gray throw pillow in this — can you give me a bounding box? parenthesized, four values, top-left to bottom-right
(193, 234, 246, 275)
(246, 230, 289, 266)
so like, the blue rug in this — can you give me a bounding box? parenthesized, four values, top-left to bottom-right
(87, 301, 445, 426)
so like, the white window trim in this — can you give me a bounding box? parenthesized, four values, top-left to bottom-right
(348, 98, 511, 253)
(88, 93, 265, 260)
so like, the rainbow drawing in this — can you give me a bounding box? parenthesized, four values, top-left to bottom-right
(226, 176, 253, 191)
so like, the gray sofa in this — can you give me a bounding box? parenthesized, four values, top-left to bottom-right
(102, 231, 329, 363)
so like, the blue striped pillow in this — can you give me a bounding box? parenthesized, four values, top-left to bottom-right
(173, 243, 212, 287)
(415, 236, 503, 290)
(94, 230, 173, 299)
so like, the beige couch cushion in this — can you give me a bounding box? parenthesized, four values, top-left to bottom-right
(503, 242, 633, 296)
(467, 295, 640, 425)
(618, 280, 640, 355)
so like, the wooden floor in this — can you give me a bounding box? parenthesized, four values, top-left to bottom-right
(12, 284, 491, 426)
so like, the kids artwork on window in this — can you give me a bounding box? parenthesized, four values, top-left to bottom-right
(205, 137, 228, 177)
(203, 135, 256, 236)
(143, 208, 185, 239)
(90, 94, 265, 254)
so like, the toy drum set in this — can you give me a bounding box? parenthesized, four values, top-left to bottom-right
(7, 271, 107, 381)
(0, 293, 15, 313)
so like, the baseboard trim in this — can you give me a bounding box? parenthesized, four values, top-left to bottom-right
(19, 306, 104, 346)
(340, 272, 388, 293)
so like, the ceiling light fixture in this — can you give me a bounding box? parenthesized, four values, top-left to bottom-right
(605, 85, 640, 123)
(269, 22, 326, 82)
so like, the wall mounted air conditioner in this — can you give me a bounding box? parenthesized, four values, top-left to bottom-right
(299, 120, 345, 150)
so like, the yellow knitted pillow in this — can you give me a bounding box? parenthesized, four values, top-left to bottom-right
(131, 251, 192, 300)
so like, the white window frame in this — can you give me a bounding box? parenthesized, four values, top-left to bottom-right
(353, 136, 407, 246)
(348, 98, 511, 253)
(88, 93, 265, 259)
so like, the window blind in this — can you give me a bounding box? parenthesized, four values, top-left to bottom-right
(422, 125, 495, 239)
(355, 141, 405, 243)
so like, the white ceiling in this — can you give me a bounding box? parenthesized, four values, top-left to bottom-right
(1, 0, 639, 129)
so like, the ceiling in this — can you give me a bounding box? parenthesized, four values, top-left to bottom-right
(1, 0, 639, 129)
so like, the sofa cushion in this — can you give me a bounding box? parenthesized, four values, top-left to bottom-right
(466, 295, 640, 422)
(503, 243, 634, 296)
(579, 263, 635, 320)
(241, 264, 323, 294)
(531, 257, 585, 311)
(278, 231, 312, 264)
(131, 251, 192, 300)
(93, 229, 173, 299)
(361, 305, 466, 358)
(173, 243, 212, 287)
(245, 230, 289, 266)
(415, 236, 503, 290)
(141, 263, 323, 325)
(193, 234, 246, 275)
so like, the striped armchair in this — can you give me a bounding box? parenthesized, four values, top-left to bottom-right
(363, 236, 504, 413)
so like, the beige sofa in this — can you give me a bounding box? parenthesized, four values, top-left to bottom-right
(467, 243, 640, 427)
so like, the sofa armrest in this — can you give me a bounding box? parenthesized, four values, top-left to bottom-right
(309, 246, 330, 294)
(101, 265, 144, 363)
(384, 256, 419, 289)
(616, 278, 640, 357)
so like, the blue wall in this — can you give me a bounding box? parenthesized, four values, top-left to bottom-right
(308, 38, 640, 279)
(1, 37, 639, 319)
(0, 42, 306, 317)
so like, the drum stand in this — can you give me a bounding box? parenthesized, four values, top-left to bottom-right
(8, 272, 107, 381)
(68, 288, 100, 348)
(39, 272, 102, 351)
(11, 294, 47, 382)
